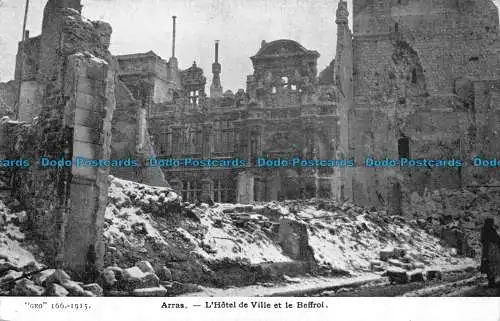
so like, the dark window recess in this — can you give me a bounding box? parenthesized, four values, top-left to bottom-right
(398, 137, 410, 159)
(469, 56, 479, 62)
(395, 23, 399, 33)
(411, 68, 417, 83)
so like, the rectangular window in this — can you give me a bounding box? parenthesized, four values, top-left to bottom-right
(223, 128, 234, 153)
(181, 181, 202, 202)
(214, 122, 234, 155)
(214, 179, 236, 203)
(398, 137, 410, 159)
(172, 128, 181, 156)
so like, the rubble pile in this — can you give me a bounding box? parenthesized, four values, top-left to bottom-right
(104, 177, 294, 289)
(404, 178, 500, 253)
(0, 175, 484, 295)
(0, 264, 105, 297)
(103, 177, 475, 290)
(272, 199, 473, 273)
(0, 189, 105, 297)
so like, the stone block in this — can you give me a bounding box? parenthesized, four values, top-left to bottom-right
(370, 260, 384, 272)
(425, 269, 443, 281)
(388, 259, 405, 268)
(387, 267, 409, 284)
(0, 270, 23, 284)
(75, 108, 102, 128)
(75, 91, 97, 110)
(61, 280, 87, 296)
(393, 247, 406, 258)
(141, 273, 160, 288)
(82, 283, 103, 297)
(44, 283, 70, 297)
(32, 269, 56, 286)
(45, 269, 71, 286)
(21, 261, 45, 274)
(379, 248, 394, 261)
(136, 261, 155, 274)
(72, 164, 98, 180)
(12, 279, 44, 296)
(106, 290, 129, 297)
(101, 268, 117, 288)
(0, 262, 20, 275)
(105, 266, 123, 281)
(132, 286, 168, 297)
(122, 266, 145, 290)
(72, 140, 97, 160)
(407, 270, 426, 283)
(13, 211, 29, 225)
(157, 266, 173, 282)
(74, 124, 101, 144)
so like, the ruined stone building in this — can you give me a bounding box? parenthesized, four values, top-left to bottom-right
(115, 17, 341, 204)
(1, 0, 500, 275)
(335, 0, 500, 213)
(120, 0, 500, 209)
(0, 0, 167, 275)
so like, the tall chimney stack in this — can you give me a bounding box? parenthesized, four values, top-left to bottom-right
(210, 40, 223, 98)
(215, 40, 219, 64)
(172, 15, 177, 58)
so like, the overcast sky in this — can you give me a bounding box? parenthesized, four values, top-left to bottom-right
(0, 0, 499, 91)
(0, 0, 345, 91)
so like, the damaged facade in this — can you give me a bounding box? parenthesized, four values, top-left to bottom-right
(0, 0, 499, 277)
(0, 0, 167, 276)
(338, 0, 500, 213)
(119, 31, 341, 204)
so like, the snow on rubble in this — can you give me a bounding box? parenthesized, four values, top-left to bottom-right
(404, 178, 500, 252)
(104, 176, 474, 281)
(0, 191, 106, 297)
(105, 176, 291, 265)
(0, 175, 483, 296)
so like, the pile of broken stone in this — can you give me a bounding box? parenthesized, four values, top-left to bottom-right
(0, 259, 194, 297)
(371, 247, 444, 284)
(0, 261, 103, 297)
(100, 260, 201, 297)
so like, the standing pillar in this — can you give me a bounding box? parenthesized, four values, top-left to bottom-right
(201, 178, 214, 203)
(254, 177, 264, 202)
(237, 171, 254, 204)
(202, 123, 212, 158)
(388, 181, 402, 215)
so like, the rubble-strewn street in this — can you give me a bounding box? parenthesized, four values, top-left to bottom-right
(1, 174, 496, 297)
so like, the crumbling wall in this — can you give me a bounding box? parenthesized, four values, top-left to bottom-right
(349, 0, 500, 208)
(15, 35, 42, 122)
(0, 81, 15, 116)
(112, 80, 168, 187)
(335, 0, 354, 201)
(2, 2, 117, 278)
(63, 51, 116, 277)
(278, 219, 314, 265)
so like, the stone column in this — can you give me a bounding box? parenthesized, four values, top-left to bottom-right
(254, 176, 264, 202)
(237, 171, 254, 204)
(63, 52, 115, 277)
(202, 123, 212, 158)
(201, 178, 214, 202)
(388, 182, 402, 216)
